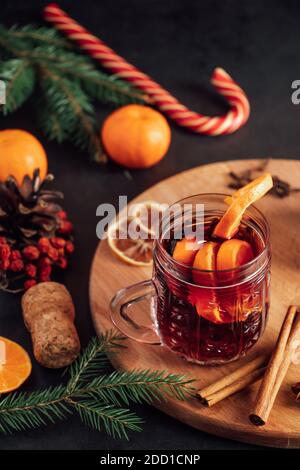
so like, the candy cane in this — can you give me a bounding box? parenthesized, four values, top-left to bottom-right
(44, 3, 250, 136)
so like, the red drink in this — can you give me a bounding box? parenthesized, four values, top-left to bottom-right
(110, 194, 271, 366)
(154, 215, 269, 364)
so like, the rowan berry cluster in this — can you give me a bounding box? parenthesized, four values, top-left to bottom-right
(0, 211, 74, 290)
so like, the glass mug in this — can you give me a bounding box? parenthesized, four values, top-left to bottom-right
(110, 194, 271, 365)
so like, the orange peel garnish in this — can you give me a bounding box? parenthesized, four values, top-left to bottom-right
(213, 173, 273, 239)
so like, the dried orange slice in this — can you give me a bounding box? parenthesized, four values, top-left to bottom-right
(213, 173, 273, 239)
(0, 337, 32, 393)
(172, 237, 203, 266)
(108, 217, 153, 266)
(130, 200, 165, 236)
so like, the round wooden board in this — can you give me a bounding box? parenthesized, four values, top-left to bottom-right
(89, 159, 300, 448)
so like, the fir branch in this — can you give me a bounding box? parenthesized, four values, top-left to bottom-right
(77, 69, 149, 105)
(67, 332, 126, 392)
(0, 58, 35, 114)
(0, 25, 29, 56)
(74, 369, 194, 406)
(0, 27, 80, 65)
(0, 24, 151, 162)
(68, 399, 142, 440)
(0, 25, 147, 105)
(7, 25, 73, 49)
(37, 64, 106, 162)
(0, 334, 194, 439)
(0, 385, 70, 434)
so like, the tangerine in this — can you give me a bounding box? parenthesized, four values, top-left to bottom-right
(101, 105, 171, 169)
(0, 337, 32, 393)
(0, 129, 48, 186)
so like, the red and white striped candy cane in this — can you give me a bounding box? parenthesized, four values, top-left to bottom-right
(44, 3, 250, 136)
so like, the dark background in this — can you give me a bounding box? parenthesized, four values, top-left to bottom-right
(1, 0, 300, 451)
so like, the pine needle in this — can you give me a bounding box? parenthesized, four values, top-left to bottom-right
(69, 399, 142, 440)
(75, 369, 194, 406)
(67, 332, 126, 391)
(0, 333, 194, 439)
(0, 385, 70, 434)
(0, 58, 35, 114)
(37, 64, 105, 162)
(7, 25, 74, 49)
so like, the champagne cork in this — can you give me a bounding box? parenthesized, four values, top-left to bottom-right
(22, 282, 80, 368)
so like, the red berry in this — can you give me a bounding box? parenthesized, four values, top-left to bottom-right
(50, 237, 66, 248)
(23, 246, 40, 260)
(58, 220, 73, 235)
(0, 237, 7, 245)
(10, 250, 22, 260)
(65, 241, 75, 254)
(38, 237, 51, 254)
(0, 244, 11, 261)
(57, 210, 67, 220)
(39, 257, 51, 268)
(56, 247, 64, 257)
(10, 259, 24, 272)
(57, 257, 68, 269)
(25, 263, 37, 278)
(48, 246, 59, 262)
(39, 264, 52, 279)
(24, 279, 37, 290)
(0, 259, 10, 270)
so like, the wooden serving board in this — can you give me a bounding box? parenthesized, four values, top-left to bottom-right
(89, 159, 300, 448)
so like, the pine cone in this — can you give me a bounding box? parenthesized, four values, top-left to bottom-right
(0, 169, 64, 242)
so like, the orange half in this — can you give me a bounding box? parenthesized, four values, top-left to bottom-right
(217, 239, 256, 321)
(189, 241, 230, 324)
(213, 173, 273, 239)
(217, 239, 254, 271)
(172, 237, 203, 266)
(0, 337, 32, 393)
(192, 241, 219, 285)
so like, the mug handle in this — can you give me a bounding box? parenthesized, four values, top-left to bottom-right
(110, 279, 161, 345)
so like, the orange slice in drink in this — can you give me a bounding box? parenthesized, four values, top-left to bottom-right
(217, 239, 254, 271)
(188, 241, 233, 324)
(217, 239, 256, 321)
(213, 173, 273, 239)
(0, 337, 32, 393)
(172, 237, 203, 266)
(192, 241, 219, 285)
(108, 217, 153, 266)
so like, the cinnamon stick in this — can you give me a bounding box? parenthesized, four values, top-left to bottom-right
(197, 354, 269, 407)
(249, 305, 300, 426)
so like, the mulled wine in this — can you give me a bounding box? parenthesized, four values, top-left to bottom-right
(110, 193, 271, 366)
(153, 213, 270, 364)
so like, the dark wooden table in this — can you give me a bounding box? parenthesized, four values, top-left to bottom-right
(1, 0, 300, 450)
